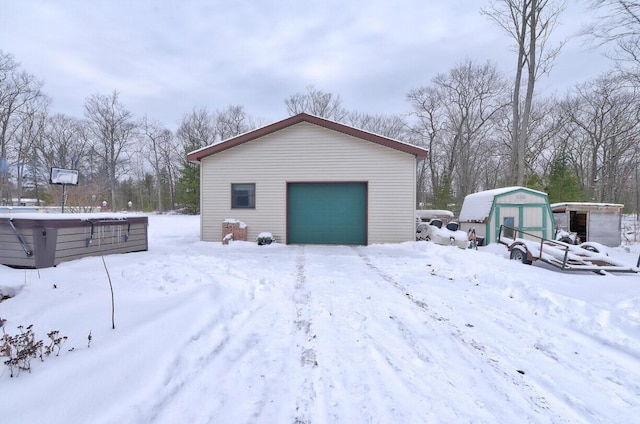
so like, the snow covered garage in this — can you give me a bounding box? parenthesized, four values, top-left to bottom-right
(551, 202, 623, 247)
(458, 186, 554, 245)
(187, 113, 428, 245)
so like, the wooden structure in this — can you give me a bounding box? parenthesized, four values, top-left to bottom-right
(0, 214, 148, 268)
(550, 202, 623, 247)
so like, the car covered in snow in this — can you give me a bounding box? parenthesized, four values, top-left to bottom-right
(416, 219, 469, 249)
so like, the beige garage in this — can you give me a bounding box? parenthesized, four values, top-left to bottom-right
(187, 113, 428, 245)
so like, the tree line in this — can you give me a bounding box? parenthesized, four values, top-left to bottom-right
(1, 0, 639, 215)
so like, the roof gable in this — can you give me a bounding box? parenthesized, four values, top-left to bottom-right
(459, 186, 548, 222)
(187, 113, 428, 162)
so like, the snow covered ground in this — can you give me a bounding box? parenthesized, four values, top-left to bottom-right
(1, 214, 639, 423)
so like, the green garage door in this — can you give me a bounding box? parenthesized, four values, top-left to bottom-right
(287, 182, 367, 245)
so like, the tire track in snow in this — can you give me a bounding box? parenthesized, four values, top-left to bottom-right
(353, 247, 582, 423)
(296, 246, 422, 423)
(295, 247, 316, 366)
(346, 248, 514, 421)
(85, 283, 240, 424)
(409, 258, 640, 422)
(124, 289, 254, 423)
(292, 247, 323, 424)
(114, 267, 300, 423)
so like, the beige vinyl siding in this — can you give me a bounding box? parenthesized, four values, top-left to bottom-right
(199, 122, 416, 244)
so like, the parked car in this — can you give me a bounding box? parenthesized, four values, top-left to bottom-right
(417, 219, 468, 249)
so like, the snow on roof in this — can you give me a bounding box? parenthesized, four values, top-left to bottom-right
(459, 186, 546, 222)
(224, 218, 247, 228)
(0, 212, 142, 220)
(415, 209, 454, 220)
(550, 202, 624, 211)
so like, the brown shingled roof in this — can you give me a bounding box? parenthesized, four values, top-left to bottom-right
(186, 113, 428, 162)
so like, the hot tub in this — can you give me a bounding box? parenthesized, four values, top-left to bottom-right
(0, 213, 148, 268)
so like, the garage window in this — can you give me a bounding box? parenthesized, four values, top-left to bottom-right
(231, 183, 255, 208)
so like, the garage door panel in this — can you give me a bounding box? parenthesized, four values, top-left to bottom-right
(288, 183, 366, 245)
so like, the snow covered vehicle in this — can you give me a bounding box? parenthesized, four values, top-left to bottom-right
(416, 219, 468, 249)
(555, 230, 581, 245)
(555, 230, 611, 254)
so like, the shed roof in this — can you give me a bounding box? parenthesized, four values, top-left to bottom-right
(459, 186, 547, 222)
(186, 113, 428, 162)
(550, 202, 624, 212)
(415, 209, 454, 220)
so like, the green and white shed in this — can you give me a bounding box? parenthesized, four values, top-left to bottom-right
(458, 186, 554, 245)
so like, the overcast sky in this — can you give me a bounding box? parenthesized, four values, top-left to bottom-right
(1, 0, 612, 130)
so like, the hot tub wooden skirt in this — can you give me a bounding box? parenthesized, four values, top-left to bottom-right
(0, 215, 148, 268)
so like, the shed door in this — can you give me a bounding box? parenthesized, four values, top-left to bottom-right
(287, 182, 367, 245)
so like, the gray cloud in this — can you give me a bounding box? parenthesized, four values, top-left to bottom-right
(1, 0, 612, 129)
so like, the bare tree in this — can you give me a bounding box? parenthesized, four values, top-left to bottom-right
(584, 0, 640, 81)
(84, 91, 137, 210)
(36, 113, 96, 207)
(215, 105, 255, 141)
(285, 85, 347, 121)
(157, 130, 181, 211)
(0, 50, 45, 205)
(12, 96, 48, 203)
(560, 74, 640, 202)
(139, 116, 176, 211)
(482, 0, 565, 186)
(345, 111, 409, 140)
(408, 60, 510, 208)
(176, 108, 217, 151)
(175, 108, 222, 214)
(174, 106, 260, 213)
(38, 114, 90, 172)
(523, 97, 568, 185)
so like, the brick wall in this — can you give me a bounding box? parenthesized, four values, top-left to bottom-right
(222, 221, 247, 244)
